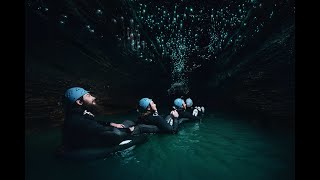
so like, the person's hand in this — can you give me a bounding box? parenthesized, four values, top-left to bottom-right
(110, 123, 125, 128)
(201, 106, 205, 113)
(150, 102, 157, 112)
(170, 110, 179, 118)
(129, 126, 135, 132)
(195, 106, 200, 111)
(192, 109, 199, 116)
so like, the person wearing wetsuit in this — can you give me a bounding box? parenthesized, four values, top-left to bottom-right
(62, 87, 140, 150)
(185, 98, 205, 117)
(173, 98, 201, 124)
(136, 98, 180, 134)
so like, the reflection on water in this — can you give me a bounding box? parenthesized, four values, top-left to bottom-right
(26, 113, 294, 180)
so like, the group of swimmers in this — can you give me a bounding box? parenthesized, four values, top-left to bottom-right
(57, 87, 205, 160)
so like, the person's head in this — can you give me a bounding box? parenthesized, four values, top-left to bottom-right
(173, 98, 186, 110)
(138, 97, 157, 112)
(186, 98, 193, 108)
(64, 87, 98, 111)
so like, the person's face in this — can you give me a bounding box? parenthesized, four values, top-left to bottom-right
(182, 102, 186, 109)
(149, 101, 157, 111)
(73, 93, 102, 113)
(82, 93, 97, 106)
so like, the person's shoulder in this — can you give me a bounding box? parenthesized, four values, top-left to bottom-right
(70, 107, 84, 114)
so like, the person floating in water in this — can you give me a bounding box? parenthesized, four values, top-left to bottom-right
(61, 87, 139, 150)
(136, 98, 180, 134)
(173, 98, 203, 124)
(185, 98, 205, 117)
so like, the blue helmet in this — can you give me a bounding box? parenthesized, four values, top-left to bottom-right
(65, 87, 89, 104)
(186, 98, 193, 107)
(139, 98, 152, 110)
(174, 98, 185, 108)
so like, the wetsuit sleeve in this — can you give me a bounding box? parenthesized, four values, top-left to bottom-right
(134, 116, 143, 124)
(96, 120, 111, 126)
(75, 115, 126, 143)
(148, 114, 175, 133)
(132, 124, 160, 135)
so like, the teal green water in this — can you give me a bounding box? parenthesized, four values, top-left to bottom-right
(26, 113, 294, 180)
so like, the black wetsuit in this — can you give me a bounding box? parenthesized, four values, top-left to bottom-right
(62, 107, 131, 149)
(177, 108, 201, 124)
(136, 111, 179, 133)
